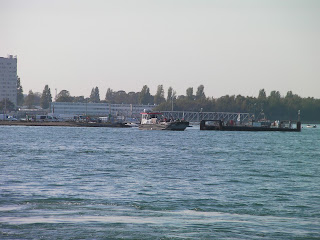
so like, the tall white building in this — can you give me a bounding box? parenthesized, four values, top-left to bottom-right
(0, 55, 18, 106)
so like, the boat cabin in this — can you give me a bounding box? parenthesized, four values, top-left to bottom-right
(140, 112, 162, 124)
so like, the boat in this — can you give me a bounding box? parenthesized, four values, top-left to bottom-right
(139, 111, 189, 131)
(125, 122, 139, 127)
(200, 119, 301, 132)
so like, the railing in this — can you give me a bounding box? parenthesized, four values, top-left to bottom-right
(160, 111, 252, 123)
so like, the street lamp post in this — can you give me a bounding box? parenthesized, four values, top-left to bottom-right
(4, 98, 7, 120)
(171, 96, 174, 111)
(85, 99, 88, 122)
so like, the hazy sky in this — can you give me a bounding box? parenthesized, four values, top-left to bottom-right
(1, 0, 320, 99)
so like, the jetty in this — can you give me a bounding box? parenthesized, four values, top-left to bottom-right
(200, 120, 301, 132)
(0, 121, 130, 128)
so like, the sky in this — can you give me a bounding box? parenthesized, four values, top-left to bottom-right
(1, 0, 320, 99)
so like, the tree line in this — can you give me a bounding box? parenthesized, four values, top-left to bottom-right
(155, 88, 320, 122)
(1, 81, 319, 122)
(53, 85, 166, 105)
(0, 80, 53, 110)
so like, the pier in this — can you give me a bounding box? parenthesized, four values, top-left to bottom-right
(159, 111, 252, 123)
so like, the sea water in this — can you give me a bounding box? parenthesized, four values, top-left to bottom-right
(0, 125, 319, 239)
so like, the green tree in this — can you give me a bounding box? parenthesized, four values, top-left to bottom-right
(0, 98, 15, 112)
(167, 87, 173, 102)
(186, 87, 194, 100)
(258, 89, 267, 100)
(266, 90, 282, 119)
(73, 96, 85, 102)
(285, 91, 293, 99)
(90, 87, 100, 103)
(90, 88, 94, 102)
(105, 88, 114, 103)
(284, 91, 301, 119)
(235, 94, 247, 111)
(154, 85, 165, 105)
(33, 92, 42, 106)
(17, 77, 24, 106)
(95, 87, 100, 102)
(40, 85, 52, 109)
(114, 90, 127, 103)
(155, 87, 320, 122)
(56, 90, 73, 102)
(139, 85, 152, 104)
(257, 89, 267, 115)
(24, 90, 35, 108)
(127, 92, 139, 104)
(269, 90, 281, 100)
(155, 87, 177, 111)
(196, 85, 205, 100)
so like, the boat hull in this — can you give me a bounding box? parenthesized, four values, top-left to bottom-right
(306, 125, 317, 128)
(139, 121, 189, 131)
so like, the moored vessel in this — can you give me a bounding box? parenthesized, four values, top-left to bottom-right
(200, 119, 301, 132)
(139, 111, 189, 131)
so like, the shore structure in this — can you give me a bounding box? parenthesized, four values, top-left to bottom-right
(0, 121, 130, 128)
(49, 102, 156, 121)
(139, 111, 190, 131)
(200, 119, 301, 132)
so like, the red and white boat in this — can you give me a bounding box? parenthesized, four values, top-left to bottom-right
(139, 111, 189, 131)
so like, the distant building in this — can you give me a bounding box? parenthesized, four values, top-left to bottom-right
(0, 55, 18, 106)
(49, 102, 156, 119)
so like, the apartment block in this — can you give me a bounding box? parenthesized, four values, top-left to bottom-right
(0, 55, 17, 106)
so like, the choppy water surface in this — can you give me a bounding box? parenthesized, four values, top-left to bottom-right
(1, 125, 320, 239)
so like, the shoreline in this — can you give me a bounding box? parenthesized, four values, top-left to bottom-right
(0, 121, 130, 128)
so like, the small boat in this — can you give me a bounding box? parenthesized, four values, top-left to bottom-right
(125, 122, 139, 127)
(139, 111, 189, 131)
(306, 124, 317, 128)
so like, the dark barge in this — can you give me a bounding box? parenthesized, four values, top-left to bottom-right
(200, 120, 301, 132)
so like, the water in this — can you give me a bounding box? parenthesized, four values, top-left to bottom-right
(1, 125, 320, 239)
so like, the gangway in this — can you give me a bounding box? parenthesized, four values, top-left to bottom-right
(160, 111, 252, 123)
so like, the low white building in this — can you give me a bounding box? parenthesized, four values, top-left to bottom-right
(49, 102, 156, 119)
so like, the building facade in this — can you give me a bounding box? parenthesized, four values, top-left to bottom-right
(49, 102, 156, 119)
(0, 55, 17, 106)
